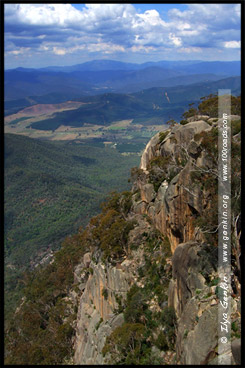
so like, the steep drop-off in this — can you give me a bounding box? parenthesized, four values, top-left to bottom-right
(72, 113, 241, 365)
(5, 98, 241, 365)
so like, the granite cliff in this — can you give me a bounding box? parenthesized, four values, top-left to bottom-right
(72, 113, 241, 365)
(5, 97, 241, 365)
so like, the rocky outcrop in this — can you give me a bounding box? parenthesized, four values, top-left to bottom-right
(140, 133, 161, 171)
(169, 241, 220, 364)
(135, 121, 211, 252)
(180, 305, 218, 364)
(74, 261, 131, 364)
(73, 117, 241, 365)
(74, 215, 152, 365)
(133, 119, 241, 364)
(231, 339, 241, 365)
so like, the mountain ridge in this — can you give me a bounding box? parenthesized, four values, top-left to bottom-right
(6, 59, 240, 73)
(5, 60, 240, 102)
(24, 76, 241, 131)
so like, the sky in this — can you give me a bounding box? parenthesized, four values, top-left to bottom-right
(4, 3, 241, 69)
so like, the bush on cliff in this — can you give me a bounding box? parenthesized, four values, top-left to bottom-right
(181, 94, 240, 119)
(5, 230, 89, 365)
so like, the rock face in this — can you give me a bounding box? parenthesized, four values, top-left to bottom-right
(74, 261, 131, 364)
(73, 118, 241, 365)
(140, 133, 161, 171)
(74, 215, 151, 365)
(180, 305, 218, 365)
(231, 339, 241, 365)
(135, 122, 211, 253)
(169, 241, 221, 364)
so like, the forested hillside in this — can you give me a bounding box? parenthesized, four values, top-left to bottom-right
(5, 95, 241, 365)
(27, 77, 241, 131)
(4, 134, 140, 320)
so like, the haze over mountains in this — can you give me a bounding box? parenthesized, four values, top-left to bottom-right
(5, 59, 240, 102)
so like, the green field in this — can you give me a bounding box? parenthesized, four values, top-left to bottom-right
(10, 116, 34, 125)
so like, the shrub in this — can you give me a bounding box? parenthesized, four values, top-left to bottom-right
(198, 94, 240, 118)
(102, 322, 146, 364)
(160, 307, 177, 350)
(148, 156, 170, 170)
(155, 331, 168, 351)
(159, 130, 169, 143)
(130, 167, 144, 181)
(231, 321, 238, 332)
(102, 287, 108, 300)
(114, 294, 124, 314)
(166, 119, 177, 127)
(92, 208, 136, 260)
(198, 94, 218, 117)
(148, 156, 171, 192)
(120, 191, 133, 215)
(182, 107, 198, 119)
(209, 277, 220, 286)
(215, 286, 223, 299)
(180, 119, 189, 125)
(95, 318, 103, 330)
(101, 191, 121, 213)
(184, 329, 188, 338)
(4, 229, 89, 365)
(124, 286, 147, 323)
(162, 235, 171, 257)
(231, 119, 241, 136)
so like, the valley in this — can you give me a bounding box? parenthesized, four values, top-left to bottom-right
(4, 59, 241, 362)
(4, 133, 142, 320)
(5, 114, 163, 148)
(4, 70, 241, 151)
(4, 1, 242, 364)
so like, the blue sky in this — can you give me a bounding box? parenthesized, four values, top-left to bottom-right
(4, 3, 241, 69)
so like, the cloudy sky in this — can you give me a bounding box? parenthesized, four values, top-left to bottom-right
(4, 3, 241, 69)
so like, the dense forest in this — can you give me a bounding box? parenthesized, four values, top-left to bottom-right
(4, 135, 140, 321)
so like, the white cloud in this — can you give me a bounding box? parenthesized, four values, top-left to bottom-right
(4, 3, 241, 65)
(135, 9, 167, 27)
(223, 41, 241, 49)
(169, 33, 182, 47)
(178, 47, 202, 54)
(7, 47, 30, 55)
(52, 42, 125, 56)
(53, 47, 67, 55)
(5, 3, 83, 26)
(131, 45, 156, 53)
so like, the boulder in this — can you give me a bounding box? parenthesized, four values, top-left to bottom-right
(187, 140, 201, 158)
(83, 252, 91, 268)
(231, 339, 241, 364)
(156, 180, 168, 201)
(140, 133, 160, 171)
(180, 306, 218, 365)
(188, 115, 209, 122)
(171, 241, 217, 316)
(140, 183, 156, 203)
(133, 200, 148, 215)
(173, 121, 211, 143)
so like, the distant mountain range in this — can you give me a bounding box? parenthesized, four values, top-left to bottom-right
(9, 59, 240, 73)
(26, 76, 240, 131)
(5, 60, 240, 102)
